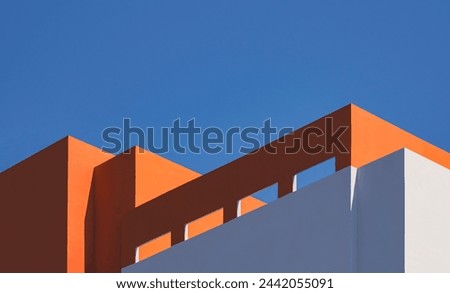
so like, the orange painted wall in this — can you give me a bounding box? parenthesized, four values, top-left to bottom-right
(120, 106, 353, 268)
(2, 104, 447, 273)
(120, 104, 450, 269)
(0, 138, 265, 272)
(138, 233, 172, 262)
(185, 197, 265, 240)
(66, 137, 113, 272)
(95, 147, 265, 269)
(187, 209, 224, 239)
(135, 148, 199, 261)
(94, 147, 202, 272)
(350, 105, 450, 169)
(93, 149, 136, 272)
(241, 196, 266, 216)
(134, 147, 200, 207)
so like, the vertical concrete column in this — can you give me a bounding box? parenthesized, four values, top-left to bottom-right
(278, 175, 294, 198)
(121, 239, 137, 269)
(223, 201, 238, 223)
(171, 226, 185, 246)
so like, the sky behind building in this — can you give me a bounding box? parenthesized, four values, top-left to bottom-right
(1, 1, 450, 181)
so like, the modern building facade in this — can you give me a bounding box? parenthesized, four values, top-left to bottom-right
(1, 104, 449, 272)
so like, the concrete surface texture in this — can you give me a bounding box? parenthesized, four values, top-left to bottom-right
(124, 149, 450, 273)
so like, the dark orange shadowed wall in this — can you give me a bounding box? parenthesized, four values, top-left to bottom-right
(120, 104, 450, 270)
(0, 139, 264, 272)
(94, 147, 200, 272)
(93, 147, 137, 273)
(120, 105, 353, 269)
(94, 146, 265, 270)
(0, 138, 69, 272)
(0, 136, 112, 272)
(135, 147, 200, 260)
(96, 147, 264, 269)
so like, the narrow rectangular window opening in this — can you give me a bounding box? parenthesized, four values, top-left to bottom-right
(295, 157, 336, 190)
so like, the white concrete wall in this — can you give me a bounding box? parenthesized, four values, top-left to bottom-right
(353, 150, 405, 272)
(123, 149, 450, 273)
(124, 167, 356, 272)
(404, 149, 450, 272)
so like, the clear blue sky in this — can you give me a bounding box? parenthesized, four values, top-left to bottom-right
(1, 1, 449, 194)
